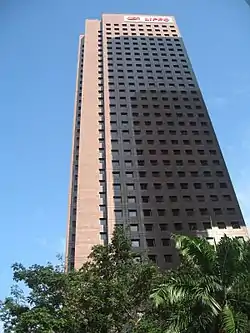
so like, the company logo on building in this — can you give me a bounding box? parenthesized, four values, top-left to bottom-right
(124, 15, 174, 23)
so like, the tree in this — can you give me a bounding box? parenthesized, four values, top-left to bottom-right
(151, 235, 250, 333)
(0, 227, 162, 333)
(3, 229, 249, 333)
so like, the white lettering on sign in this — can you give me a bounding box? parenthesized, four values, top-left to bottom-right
(124, 15, 174, 24)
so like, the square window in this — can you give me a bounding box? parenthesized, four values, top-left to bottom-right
(189, 223, 197, 230)
(186, 209, 194, 216)
(217, 222, 226, 229)
(132, 240, 140, 247)
(138, 160, 145, 166)
(113, 184, 121, 191)
(210, 195, 218, 201)
(183, 195, 192, 202)
(223, 195, 232, 201)
(164, 255, 172, 263)
(130, 224, 139, 232)
(126, 172, 134, 178)
(125, 160, 133, 167)
(128, 196, 136, 203)
(127, 184, 135, 191)
(172, 209, 180, 216)
(176, 160, 183, 166)
(167, 183, 175, 189)
(124, 149, 131, 155)
(162, 238, 170, 246)
(200, 208, 208, 216)
(200, 160, 208, 166)
(137, 149, 143, 155)
(203, 222, 212, 229)
(146, 239, 155, 247)
(142, 196, 149, 203)
(114, 196, 122, 203)
(145, 223, 153, 231)
(112, 160, 120, 167)
(115, 210, 123, 218)
(148, 255, 157, 263)
(156, 196, 164, 203)
(231, 221, 240, 229)
(143, 209, 152, 217)
(194, 183, 202, 189)
(154, 183, 162, 190)
(139, 171, 146, 178)
(169, 196, 177, 202)
(129, 210, 137, 217)
(196, 195, 205, 202)
(140, 183, 148, 190)
(157, 209, 166, 216)
(214, 208, 222, 215)
(163, 160, 171, 166)
(227, 208, 236, 215)
(150, 160, 158, 166)
(174, 223, 182, 231)
(159, 223, 168, 231)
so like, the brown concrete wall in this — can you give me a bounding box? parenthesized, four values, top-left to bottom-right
(65, 35, 84, 271)
(75, 20, 102, 269)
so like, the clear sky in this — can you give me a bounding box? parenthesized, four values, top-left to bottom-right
(0, 0, 250, 304)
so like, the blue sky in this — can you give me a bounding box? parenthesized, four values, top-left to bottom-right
(0, 0, 250, 305)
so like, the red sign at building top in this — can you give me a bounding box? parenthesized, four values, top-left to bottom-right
(124, 15, 173, 23)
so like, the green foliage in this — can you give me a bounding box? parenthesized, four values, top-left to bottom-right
(0, 227, 161, 333)
(221, 305, 235, 333)
(1, 228, 250, 333)
(151, 235, 250, 333)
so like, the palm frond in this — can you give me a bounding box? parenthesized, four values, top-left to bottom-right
(234, 312, 250, 333)
(151, 274, 195, 307)
(173, 234, 216, 274)
(221, 305, 235, 333)
(193, 288, 221, 316)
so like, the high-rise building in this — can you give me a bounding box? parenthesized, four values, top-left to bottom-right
(66, 14, 248, 271)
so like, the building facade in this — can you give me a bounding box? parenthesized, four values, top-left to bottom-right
(66, 14, 248, 271)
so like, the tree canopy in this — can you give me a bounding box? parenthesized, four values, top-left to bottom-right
(0, 227, 161, 333)
(151, 235, 250, 333)
(1, 228, 250, 333)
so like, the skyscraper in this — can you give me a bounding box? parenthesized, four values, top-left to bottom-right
(66, 14, 248, 271)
